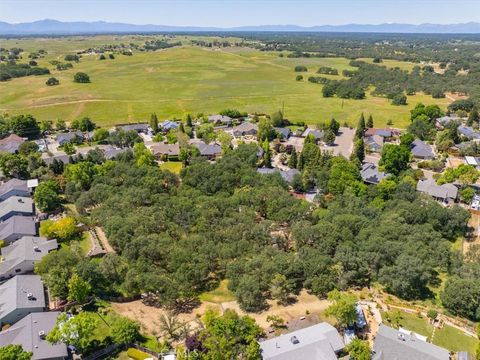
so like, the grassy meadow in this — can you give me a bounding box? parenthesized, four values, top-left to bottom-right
(0, 36, 451, 128)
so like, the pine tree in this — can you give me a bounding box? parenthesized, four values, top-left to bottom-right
(186, 113, 193, 128)
(289, 148, 297, 168)
(297, 152, 304, 171)
(354, 113, 366, 139)
(467, 107, 479, 126)
(263, 139, 272, 168)
(150, 113, 158, 133)
(366, 114, 374, 128)
(351, 138, 365, 163)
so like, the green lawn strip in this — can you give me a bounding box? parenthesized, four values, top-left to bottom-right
(432, 324, 479, 354)
(199, 279, 235, 303)
(159, 161, 183, 174)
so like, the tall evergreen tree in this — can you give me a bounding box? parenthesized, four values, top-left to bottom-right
(263, 139, 272, 168)
(467, 106, 479, 126)
(289, 148, 297, 169)
(150, 113, 158, 133)
(366, 114, 374, 128)
(297, 152, 304, 171)
(186, 113, 193, 128)
(355, 113, 366, 139)
(350, 138, 365, 163)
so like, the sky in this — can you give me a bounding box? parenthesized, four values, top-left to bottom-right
(1, 0, 480, 27)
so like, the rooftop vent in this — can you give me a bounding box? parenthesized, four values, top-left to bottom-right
(33, 246, 40, 252)
(397, 334, 406, 341)
(18, 199, 24, 203)
(27, 293, 35, 300)
(38, 330, 45, 340)
(290, 336, 299, 345)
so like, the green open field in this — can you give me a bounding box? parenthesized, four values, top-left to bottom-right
(0, 36, 451, 128)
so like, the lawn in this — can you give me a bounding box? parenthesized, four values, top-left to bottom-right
(77, 232, 92, 256)
(434, 324, 479, 354)
(159, 161, 183, 174)
(199, 279, 236, 303)
(0, 36, 451, 129)
(382, 310, 433, 339)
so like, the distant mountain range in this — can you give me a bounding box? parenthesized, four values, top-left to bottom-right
(2, 19, 480, 34)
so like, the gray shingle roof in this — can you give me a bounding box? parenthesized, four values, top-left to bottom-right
(56, 131, 83, 144)
(0, 197, 34, 220)
(191, 141, 222, 156)
(257, 167, 300, 184)
(417, 179, 458, 201)
(0, 134, 26, 153)
(458, 125, 480, 140)
(361, 163, 387, 185)
(373, 324, 450, 360)
(0, 275, 45, 323)
(0, 237, 57, 278)
(411, 140, 435, 159)
(0, 179, 30, 199)
(259, 322, 344, 360)
(232, 122, 258, 136)
(118, 123, 150, 132)
(151, 143, 180, 156)
(208, 115, 232, 124)
(0, 216, 37, 243)
(301, 128, 324, 140)
(275, 127, 292, 140)
(0, 311, 68, 360)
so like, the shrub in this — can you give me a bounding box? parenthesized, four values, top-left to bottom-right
(294, 65, 307, 72)
(46, 77, 59, 86)
(73, 72, 90, 83)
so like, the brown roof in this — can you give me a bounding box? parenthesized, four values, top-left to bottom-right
(0, 134, 25, 145)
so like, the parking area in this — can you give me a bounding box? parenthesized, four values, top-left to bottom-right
(320, 127, 355, 157)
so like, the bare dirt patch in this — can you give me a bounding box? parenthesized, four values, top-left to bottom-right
(111, 290, 331, 336)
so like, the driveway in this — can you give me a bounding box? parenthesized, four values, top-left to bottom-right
(320, 127, 355, 157)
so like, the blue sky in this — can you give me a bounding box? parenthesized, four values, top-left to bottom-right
(1, 0, 480, 26)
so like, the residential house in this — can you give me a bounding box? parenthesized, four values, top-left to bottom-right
(361, 163, 387, 185)
(56, 131, 83, 146)
(0, 275, 45, 326)
(190, 140, 222, 160)
(159, 120, 179, 132)
(150, 143, 180, 158)
(364, 128, 396, 138)
(417, 179, 458, 204)
(436, 115, 460, 128)
(208, 114, 232, 126)
(117, 123, 150, 133)
(372, 324, 450, 360)
(458, 125, 480, 141)
(365, 135, 384, 152)
(0, 178, 31, 201)
(0, 311, 68, 360)
(0, 196, 34, 221)
(275, 127, 292, 141)
(259, 322, 344, 360)
(301, 128, 324, 143)
(0, 134, 26, 153)
(0, 216, 37, 243)
(411, 139, 435, 160)
(257, 167, 300, 185)
(232, 122, 258, 137)
(0, 236, 58, 280)
(41, 154, 73, 166)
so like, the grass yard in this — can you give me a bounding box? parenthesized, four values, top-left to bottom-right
(199, 279, 236, 303)
(433, 324, 479, 354)
(77, 232, 92, 256)
(159, 161, 183, 174)
(382, 310, 433, 339)
(0, 36, 451, 129)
